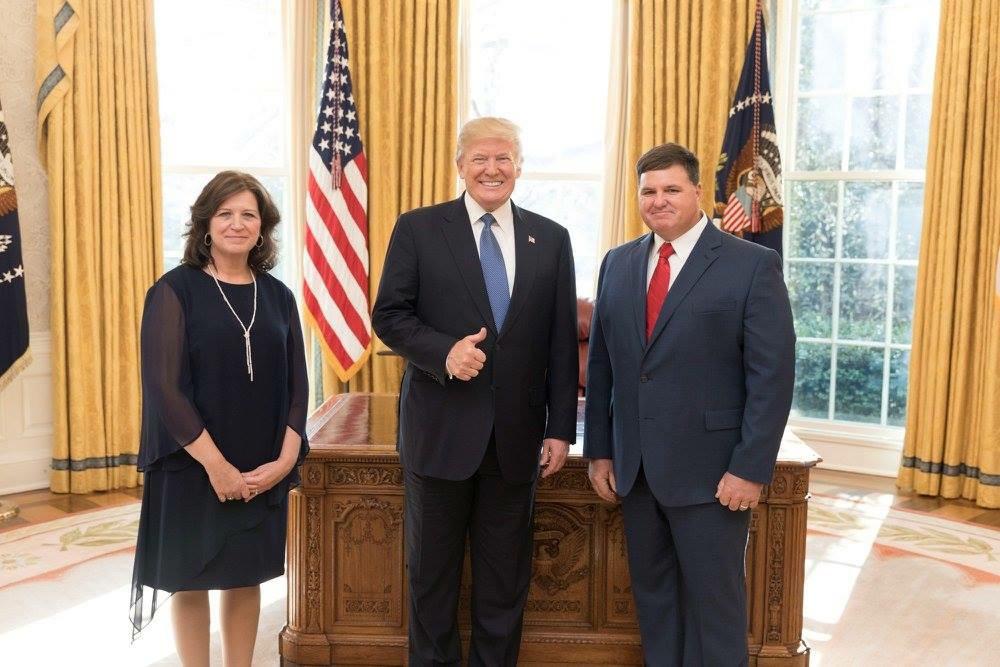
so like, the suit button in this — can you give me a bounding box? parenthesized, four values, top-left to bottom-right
(640, 374, 650, 383)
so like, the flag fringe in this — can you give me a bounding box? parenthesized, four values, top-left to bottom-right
(303, 309, 372, 384)
(0, 347, 32, 392)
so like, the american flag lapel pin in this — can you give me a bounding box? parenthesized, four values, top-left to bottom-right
(528, 235, 535, 244)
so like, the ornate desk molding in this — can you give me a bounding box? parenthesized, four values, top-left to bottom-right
(280, 393, 820, 666)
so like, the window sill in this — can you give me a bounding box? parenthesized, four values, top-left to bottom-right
(788, 417, 903, 478)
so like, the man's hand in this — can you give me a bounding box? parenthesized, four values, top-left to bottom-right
(715, 471, 763, 512)
(539, 438, 570, 478)
(587, 458, 618, 503)
(446, 327, 488, 381)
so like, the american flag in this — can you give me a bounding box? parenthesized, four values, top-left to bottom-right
(304, 0, 371, 382)
(713, 1, 784, 256)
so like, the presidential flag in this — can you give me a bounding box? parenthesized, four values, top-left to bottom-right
(0, 95, 31, 390)
(303, 0, 371, 382)
(714, 2, 784, 256)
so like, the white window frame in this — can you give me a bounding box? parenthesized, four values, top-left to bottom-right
(457, 0, 609, 297)
(775, 0, 936, 475)
(156, 0, 299, 291)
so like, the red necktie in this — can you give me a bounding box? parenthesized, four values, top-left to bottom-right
(646, 242, 675, 341)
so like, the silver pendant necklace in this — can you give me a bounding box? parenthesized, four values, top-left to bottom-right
(208, 262, 257, 382)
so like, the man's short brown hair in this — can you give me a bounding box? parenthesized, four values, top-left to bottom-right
(635, 143, 700, 185)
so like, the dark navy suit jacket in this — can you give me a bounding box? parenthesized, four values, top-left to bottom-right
(372, 196, 579, 483)
(583, 221, 795, 506)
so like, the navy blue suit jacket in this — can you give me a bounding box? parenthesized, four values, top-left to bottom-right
(583, 221, 795, 506)
(372, 196, 579, 483)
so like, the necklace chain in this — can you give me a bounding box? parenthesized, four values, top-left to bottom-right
(208, 263, 257, 382)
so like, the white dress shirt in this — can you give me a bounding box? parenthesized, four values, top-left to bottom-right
(465, 193, 516, 296)
(647, 213, 710, 290)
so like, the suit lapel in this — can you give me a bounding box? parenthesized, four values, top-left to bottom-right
(644, 222, 723, 354)
(631, 234, 654, 349)
(440, 196, 498, 333)
(498, 203, 537, 339)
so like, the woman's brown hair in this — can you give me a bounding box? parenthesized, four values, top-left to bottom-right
(181, 170, 281, 272)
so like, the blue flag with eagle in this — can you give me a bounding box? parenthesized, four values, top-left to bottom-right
(0, 94, 30, 389)
(714, 5, 784, 256)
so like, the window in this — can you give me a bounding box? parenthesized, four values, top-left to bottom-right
(155, 0, 294, 285)
(784, 0, 939, 427)
(464, 0, 614, 297)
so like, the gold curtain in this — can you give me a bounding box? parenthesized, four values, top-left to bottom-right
(897, 0, 1000, 508)
(602, 0, 756, 249)
(36, 0, 163, 493)
(284, 0, 323, 407)
(315, 0, 459, 399)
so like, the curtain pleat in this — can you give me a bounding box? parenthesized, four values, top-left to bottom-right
(37, 0, 162, 493)
(312, 0, 459, 399)
(602, 0, 756, 249)
(897, 0, 1000, 508)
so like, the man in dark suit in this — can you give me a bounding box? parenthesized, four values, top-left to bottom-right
(584, 143, 795, 666)
(372, 117, 579, 666)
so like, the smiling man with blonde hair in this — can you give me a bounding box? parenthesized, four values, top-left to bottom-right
(373, 116, 579, 666)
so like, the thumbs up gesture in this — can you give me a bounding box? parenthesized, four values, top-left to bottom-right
(446, 327, 488, 381)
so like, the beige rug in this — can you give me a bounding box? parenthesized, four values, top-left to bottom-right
(0, 490, 996, 665)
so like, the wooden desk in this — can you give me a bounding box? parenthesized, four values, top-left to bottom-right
(280, 393, 820, 666)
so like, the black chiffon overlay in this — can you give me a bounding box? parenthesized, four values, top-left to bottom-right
(129, 264, 309, 636)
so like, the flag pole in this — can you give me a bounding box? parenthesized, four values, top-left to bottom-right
(750, 0, 764, 233)
(330, 0, 343, 189)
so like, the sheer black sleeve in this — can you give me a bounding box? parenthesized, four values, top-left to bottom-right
(286, 291, 310, 464)
(137, 280, 205, 470)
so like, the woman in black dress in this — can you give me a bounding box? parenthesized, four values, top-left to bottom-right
(130, 171, 309, 666)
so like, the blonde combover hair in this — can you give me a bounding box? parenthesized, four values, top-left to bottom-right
(456, 117, 523, 164)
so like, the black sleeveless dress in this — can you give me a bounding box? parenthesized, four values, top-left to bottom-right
(129, 264, 309, 635)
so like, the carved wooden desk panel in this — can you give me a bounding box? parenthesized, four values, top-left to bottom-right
(280, 393, 820, 666)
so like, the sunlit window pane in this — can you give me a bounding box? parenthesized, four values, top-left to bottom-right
(469, 0, 612, 174)
(155, 0, 285, 168)
(834, 345, 884, 423)
(468, 0, 612, 297)
(797, 13, 847, 91)
(838, 263, 888, 342)
(904, 94, 932, 169)
(513, 180, 602, 298)
(787, 0, 938, 427)
(787, 181, 837, 259)
(848, 96, 898, 170)
(795, 96, 844, 170)
(895, 183, 923, 260)
(793, 342, 832, 420)
(842, 182, 891, 260)
(788, 262, 834, 339)
(155, 0, 291, 288)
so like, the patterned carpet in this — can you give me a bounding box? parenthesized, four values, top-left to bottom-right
(0, 485, 997, 666)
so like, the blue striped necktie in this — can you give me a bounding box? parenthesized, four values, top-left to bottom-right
(478, 213, 510, 330)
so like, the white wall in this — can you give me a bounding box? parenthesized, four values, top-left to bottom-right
(0, 334, 53, 493)
(0, 0, 54, 494)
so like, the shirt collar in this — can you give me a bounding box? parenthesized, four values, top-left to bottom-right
(464, 192, 514, 234)
(651, 212, 709, 263)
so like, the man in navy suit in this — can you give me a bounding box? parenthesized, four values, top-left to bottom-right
(372, 117, 579, 666)
(584, 143, 795, 666)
